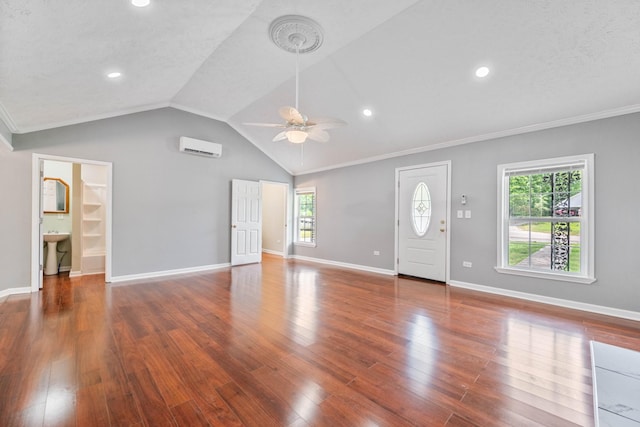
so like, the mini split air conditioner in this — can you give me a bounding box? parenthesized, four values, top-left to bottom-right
(179, 137, 222, 158)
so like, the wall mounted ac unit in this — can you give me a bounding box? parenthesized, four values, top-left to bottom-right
(179, 137, 222, 158)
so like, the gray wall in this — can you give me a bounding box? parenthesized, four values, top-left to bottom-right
(1, 107, 292, 290)
(294, 112, 640, 312)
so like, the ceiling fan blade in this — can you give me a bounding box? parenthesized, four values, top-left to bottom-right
(307, 117, 347, 129)
(279, 106, 305, 125)
(307, 128, 330, 143)
(272, 131, 288, 142)
(244, 122, 286, 128)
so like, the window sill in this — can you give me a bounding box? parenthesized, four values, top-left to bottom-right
(294, 242, 316, 248)
(495, 267, 596, 284)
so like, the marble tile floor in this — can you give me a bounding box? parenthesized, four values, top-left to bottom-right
(591, 341, 640, 426)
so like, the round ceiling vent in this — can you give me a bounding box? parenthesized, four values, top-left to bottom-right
(269, 15, 324, 54)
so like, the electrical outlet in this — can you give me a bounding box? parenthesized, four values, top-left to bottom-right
(463, 261, 472, 268)
(373, 250, 380, 256)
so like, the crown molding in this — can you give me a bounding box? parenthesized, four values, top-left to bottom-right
(0, 133, 13, 151)
(294, 103, 640, 176)
(0, 101, 18, 133)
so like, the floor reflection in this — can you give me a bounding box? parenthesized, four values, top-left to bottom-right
(505, 316, 586, 396)
(406, 314, 437, 395)
(287, 269, 319, 345)
(42, 273, 74, 315)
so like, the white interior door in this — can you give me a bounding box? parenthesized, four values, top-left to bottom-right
(397, 164, 448, 281)
(231, 179, 262, 266)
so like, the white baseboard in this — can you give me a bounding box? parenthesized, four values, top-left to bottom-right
(263, 249, 284, 257)
(291, 255, 395, 276)
(0, 286, 32, 299)
(109, 263, 231, 284)
(69, 270, 82, 278)
(449, 280, 640, 322)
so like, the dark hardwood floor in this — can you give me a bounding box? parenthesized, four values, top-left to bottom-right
(1, 254, 639, 426)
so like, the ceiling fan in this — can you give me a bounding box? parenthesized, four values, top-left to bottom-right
(244, 16, 346, 145)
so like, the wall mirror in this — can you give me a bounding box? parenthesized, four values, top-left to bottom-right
(43, 177, 69, 214)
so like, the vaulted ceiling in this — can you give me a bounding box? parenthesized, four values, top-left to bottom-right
(2, 1, 640, 174)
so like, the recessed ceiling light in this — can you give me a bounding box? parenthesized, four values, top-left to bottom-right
(475, 66, 490, 78)
(107, 72, 122, 79)
(131, 0, 150, 7)
(363, 108, 373, 117)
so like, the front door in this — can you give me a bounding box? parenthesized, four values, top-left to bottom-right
(231, 179, 262, 266)
(397, 163, 449, 281)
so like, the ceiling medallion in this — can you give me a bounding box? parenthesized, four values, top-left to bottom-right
(269, 15, 324, 54)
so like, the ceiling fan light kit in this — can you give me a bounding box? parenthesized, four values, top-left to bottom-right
(285, 130, 308, 144)
(245, 15, 346, 149)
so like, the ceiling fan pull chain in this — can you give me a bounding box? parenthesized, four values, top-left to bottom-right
(301, 142, 304, 165)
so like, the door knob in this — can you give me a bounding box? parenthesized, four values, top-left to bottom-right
(440, 228, 445, 232)
(232, 225, 237, 229)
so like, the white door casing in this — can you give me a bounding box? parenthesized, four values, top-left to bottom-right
(396, 163, 450, 281)
(31, 153, 113, 291)
(231, 179, 262, 266)
(38, 160, 44, 289)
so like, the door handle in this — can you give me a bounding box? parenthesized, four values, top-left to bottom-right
(440, 228, 445, 232)
(232, 225, 237, 229)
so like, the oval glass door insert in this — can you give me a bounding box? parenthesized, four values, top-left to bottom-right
(412, 182, 431, 236)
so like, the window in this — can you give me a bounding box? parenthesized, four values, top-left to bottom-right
(295, 187, 316, 246)
(412, 181, 432, 237)
(496, 154, 595, 284)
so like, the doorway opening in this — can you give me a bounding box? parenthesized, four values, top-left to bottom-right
(261, 181, 289, 258)
(230, 179, 289, 266)
(31, 154, 113, 291)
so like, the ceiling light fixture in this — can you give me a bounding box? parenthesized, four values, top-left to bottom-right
(475, 66, 490, 78)
(107, 72, 122, 79)
(285, 130, 308, 144)
(131, 0, 150, 7)
(363, 108, 373, 117)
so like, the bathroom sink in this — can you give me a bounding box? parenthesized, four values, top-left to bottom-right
(43, 233, 70, 275)
(44, 232, 70, 243)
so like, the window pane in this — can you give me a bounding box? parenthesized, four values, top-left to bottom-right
(530, 193, 552, 217)
(296, 190, 316, 245)
(509, 175, 530, 217)
(508, 221, 551, 268)
(568, 222, 581, 273)
(298, 217, 315, 243)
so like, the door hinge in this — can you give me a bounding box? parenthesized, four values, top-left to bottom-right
(39, 264, 43, 271)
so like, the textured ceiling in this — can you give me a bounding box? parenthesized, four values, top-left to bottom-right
(2, 1, 640, 174)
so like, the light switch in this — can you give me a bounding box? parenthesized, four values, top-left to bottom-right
(465, 210, 471, 219)
(457, 210, 463, 218)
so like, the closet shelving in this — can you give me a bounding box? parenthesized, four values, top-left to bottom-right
(81, 183, 106, 256)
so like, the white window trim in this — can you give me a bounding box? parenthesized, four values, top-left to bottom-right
(295, 187, 317, 247)
(495, 153, 595, 284)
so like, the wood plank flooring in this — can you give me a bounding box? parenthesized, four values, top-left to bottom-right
(1, 254, 639, 426)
